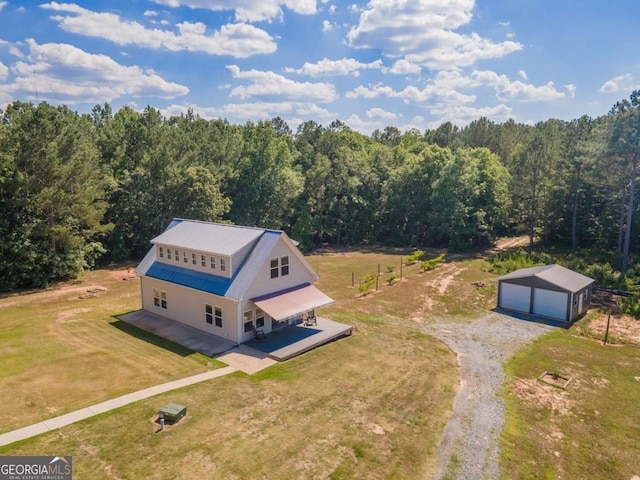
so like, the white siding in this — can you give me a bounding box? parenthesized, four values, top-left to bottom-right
(499, 283, 531, 313)
(533, 288, 568, 321)
(244, 237, 315, 301)
(140, 276, 240, 343)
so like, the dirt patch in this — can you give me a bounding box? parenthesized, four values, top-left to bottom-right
(512, 378, 573, 416)
(56, 307, 93, 323)
(583, 313, 640, 346)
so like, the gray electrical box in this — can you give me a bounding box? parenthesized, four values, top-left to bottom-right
(159, 403, 187, 424)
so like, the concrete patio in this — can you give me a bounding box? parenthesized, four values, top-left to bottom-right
(118, 310, 353, 364)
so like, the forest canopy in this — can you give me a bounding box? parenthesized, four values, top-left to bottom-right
(1, 91, 639, 291)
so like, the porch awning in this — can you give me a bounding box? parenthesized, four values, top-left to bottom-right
(251, 283, 335, 321)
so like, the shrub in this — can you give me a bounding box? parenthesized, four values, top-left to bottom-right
(405, 250, 424, 265)
(386, 265, 396, 273)
(387, 273, 400, 285)
(358, 273, 376, 294)
(488, 250, 552, 275)
(621, 294, 640, 319)
(420, 253, 446, 272)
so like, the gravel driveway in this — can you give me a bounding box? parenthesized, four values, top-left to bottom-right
(418, 312, 553, 480)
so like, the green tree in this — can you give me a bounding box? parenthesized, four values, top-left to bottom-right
(1, 102, 111, 288)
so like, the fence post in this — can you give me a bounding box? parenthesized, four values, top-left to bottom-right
(603, 311, 611, 344)
(352, 272, 354, 287)
(400, 256, 403, 280)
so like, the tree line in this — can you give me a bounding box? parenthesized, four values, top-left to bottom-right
(1, 92, 639, 291)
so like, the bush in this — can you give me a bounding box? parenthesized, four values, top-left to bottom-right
(488, 250, 553, 275)
(405, 250, 424, 265)
(387, 273, 400, 285)
(358, 273, 376, 294)
(585, 263, 624, 289)
(420, 253, 446, 272)
(621, 294, 640, 319)
(386, 265, 396, 273)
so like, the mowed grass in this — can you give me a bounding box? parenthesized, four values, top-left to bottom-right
(501, 322, 640, 479)
(0, 252, 460, 479)
(0, 266, 219, 433)
(1, 321, 456, 479)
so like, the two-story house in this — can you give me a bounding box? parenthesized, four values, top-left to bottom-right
(134, 219, 335, 345)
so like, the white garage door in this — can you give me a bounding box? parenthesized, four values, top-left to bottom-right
(533, 288, 568, 320)
(499, 283, 531, 313)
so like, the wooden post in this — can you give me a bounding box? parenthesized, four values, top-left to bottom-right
(603, 311, 611, 344)
(400, 257, 403, 280)
(352, 272, 354, 287)
(378, 263, 381, 277)
(375, 274, 379, 291)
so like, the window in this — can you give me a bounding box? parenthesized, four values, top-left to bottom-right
(210, 256, 216, 270)
(153, 289, 167, 309)
(271, 256, 289, 279)
(183, 251, 188, 263)
(174, 250, 180, 262)
(167, 249, 172, 260)
(220, 258, 226, 272)
(256, 308, 265, 328)
(243, 310, 254, 333)
(205, 304, 213, 324)
(159, 246, 164, 258)
(214, 307, 222, 327)
(192, 253, 197, 265)
(280, 255, 289, 276)
(201, 255, 206, 267)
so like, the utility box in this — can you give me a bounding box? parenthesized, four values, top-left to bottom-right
(159, 403, 187, 424)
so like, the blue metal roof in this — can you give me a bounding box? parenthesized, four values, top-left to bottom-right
(145, 262, 232, 297)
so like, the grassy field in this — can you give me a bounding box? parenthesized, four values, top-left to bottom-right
(0, 251, 468, 478)
(0, 265, 219, 434)
(501, 319, 640, 479)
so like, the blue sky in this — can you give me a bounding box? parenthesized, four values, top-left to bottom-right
(0, 0, 638, 134)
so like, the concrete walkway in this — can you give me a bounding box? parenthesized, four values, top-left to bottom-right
(0, 366, 236, 448)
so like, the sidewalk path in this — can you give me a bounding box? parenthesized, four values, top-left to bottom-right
(0, 366, 236, 448)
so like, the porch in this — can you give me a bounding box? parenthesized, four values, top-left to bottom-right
(248, 316, 352, 361)
(117, 310, 352, 364)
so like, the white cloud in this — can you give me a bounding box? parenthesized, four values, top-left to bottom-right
(347, 0, 522, 69)
(41, 2, 277, 58)
(366, 107, 397, 120)
(6, 39, 188, 104)
(599, 73, 636, 93)
(348, 69, 564, 105)
(227, 65, 337, 102)
(518, 70, 527, 80)
(285, 57, 383, 77)
(389, 59, 421, 75)
(150, 0, 317, 23)
(322, 20, 332, 32)
(329, 5, 336, 14)
(564, 84, 576, 98)
(0, 2, 7, 11)
(0, 61, 8, 81)
(144, 10, 158, 16)
(427, 103, 513, 129)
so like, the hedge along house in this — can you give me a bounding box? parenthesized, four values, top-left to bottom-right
(497, 264, 594, 323)
(134, 219, 336, 345)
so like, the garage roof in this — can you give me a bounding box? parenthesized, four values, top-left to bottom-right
(498, 264, 593, 292)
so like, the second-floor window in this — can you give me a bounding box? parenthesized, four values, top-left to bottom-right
(220, 258, 226, 272)
(159, 246, 164, 258)
(270, 256, 290, 279)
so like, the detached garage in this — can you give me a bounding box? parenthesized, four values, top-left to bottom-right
(497, 264, 594, 322)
